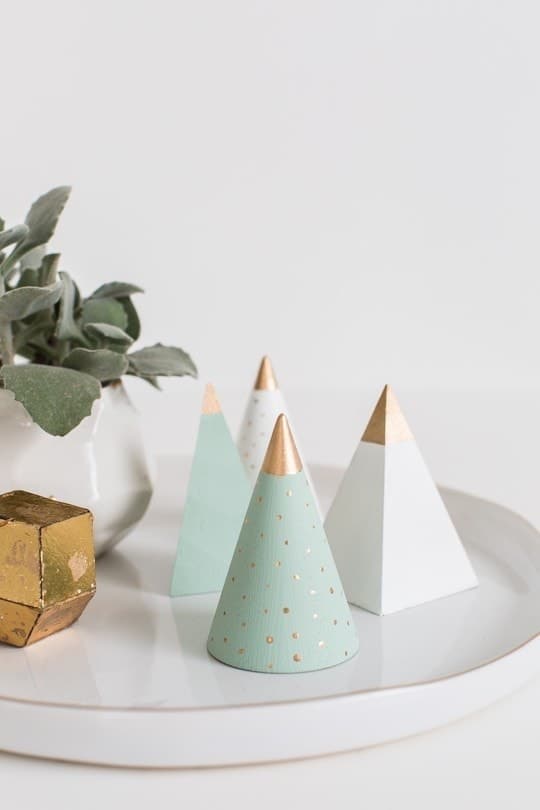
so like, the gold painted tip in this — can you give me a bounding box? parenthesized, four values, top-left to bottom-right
(202, 383, 221, 415)
(262, 414, 303, 475)
(254, 356, 278, 391)
(361, 385, 414, 445)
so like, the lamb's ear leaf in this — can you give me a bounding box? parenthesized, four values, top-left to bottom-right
(82, 298, 128, 330)
(126, 359, 162, 389)
(0, 364, 101, 436)
(90, 282, 144, 299)
(0, 224, 29, 252)
(127, 343, 197, 378)
(2, 187, 71, 274)
(83, 322, 134, 352)
(56, 271, 86, 342)
(118, 296, 141, 340)
(63, 348, 128, 381)
(0, 279, 63, 321)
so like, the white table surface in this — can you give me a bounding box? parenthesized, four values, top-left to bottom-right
(1, 387, 538, 809)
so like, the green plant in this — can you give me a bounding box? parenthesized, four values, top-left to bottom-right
(0, 187, 197, 435)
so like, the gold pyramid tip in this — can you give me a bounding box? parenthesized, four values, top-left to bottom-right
(202, 383, 221, 415)
(262, 414, 303, 475)
(254, 356, 278, 391)
(361, 385, 414, 445)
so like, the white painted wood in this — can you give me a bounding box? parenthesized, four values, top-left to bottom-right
(237, 388, 321, 514)
(325, 440, 478, 615)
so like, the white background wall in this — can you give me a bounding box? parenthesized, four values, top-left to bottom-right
(1, 1, 539, 458)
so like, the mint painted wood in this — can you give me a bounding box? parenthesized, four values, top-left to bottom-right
(207, 469, 358, 673)
(170, 412, 250, 596)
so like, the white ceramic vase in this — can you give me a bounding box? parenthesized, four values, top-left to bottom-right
(0, 382, 153, 556)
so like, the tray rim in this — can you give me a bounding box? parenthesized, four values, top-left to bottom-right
(0, 485, 538, 716)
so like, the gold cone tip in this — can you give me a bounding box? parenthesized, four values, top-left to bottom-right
(254, 356, 278, 391)
(361, 385, 414, 445)
(262, 414, 303, 476)
(202, 383, 221, 415)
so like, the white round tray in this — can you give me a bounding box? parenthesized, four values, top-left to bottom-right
(0, 457, 538, 768)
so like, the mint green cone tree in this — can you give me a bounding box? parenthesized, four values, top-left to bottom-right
(207, 414, 359, 673)
(170, 384, 250, 596)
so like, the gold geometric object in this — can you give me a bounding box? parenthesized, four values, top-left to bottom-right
(201, 382, 222, 415)
(0, 490, 95, 647)
(262, 414, 303, 476)
(254, 355, 278, 391)
(361, 384, 414, 445)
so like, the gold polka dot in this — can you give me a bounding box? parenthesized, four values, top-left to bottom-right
(224, 637, 228, 643)
(274, 561, 281, 568)
(293, 653, 302, 663)
(345, 650, 349, 656)
(318, 641, 325, 648)
(305, 503, 310, 508)
(267, 663, 273, 669)
(329, 587, 335, 594)
(242, 594, 247, 600)
(346, 620, 350, 626)
(320, 566, 325, 572)
(293, 574, 300, 581)
(264, 608, 269, 614)
(266, 636, 274, 644)
(257, 496, 263, 504)
(231, 576, 235, 582)
(292, 632, 299, 639)
(241, 622, 247, 628)
(238, 547, 243, 554)
(238, 648, 246, 655)
(283, 607, 290, 614)
(276, 514, 283, 521)
(244, 518, 250, 525)
(260, 532, 265, 539)
(250, 562, 256, 568)
(333, 619, 338, 625)
(286, 489, 292, 497)
(284, 539, 289, 545)
(243, 452, 249, 458)
(223, 610, 227, 615)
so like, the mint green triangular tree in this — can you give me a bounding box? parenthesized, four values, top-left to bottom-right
(170, 384, 250, 596)
(207, 414, 359, 673)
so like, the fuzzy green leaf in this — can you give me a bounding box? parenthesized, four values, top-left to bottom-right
(0, 279, 63, 321)
(63, 348, 128, 381)
(82, 298, 128, 330)
(19, 245, 46, 272)
(56, 271, 85, 342)
(0, 224, 29, 252)
(118, 296, 141, 340)
(0, 364, 101, 436)
(127, 343, 197, 378)
(90, 282, 144, 299)
(3, 187, 71, 273)
(84, 322, 134, 347)
(16, 268, 40, 288)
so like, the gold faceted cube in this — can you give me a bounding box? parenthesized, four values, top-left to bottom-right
(0, 491, 95, 647)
